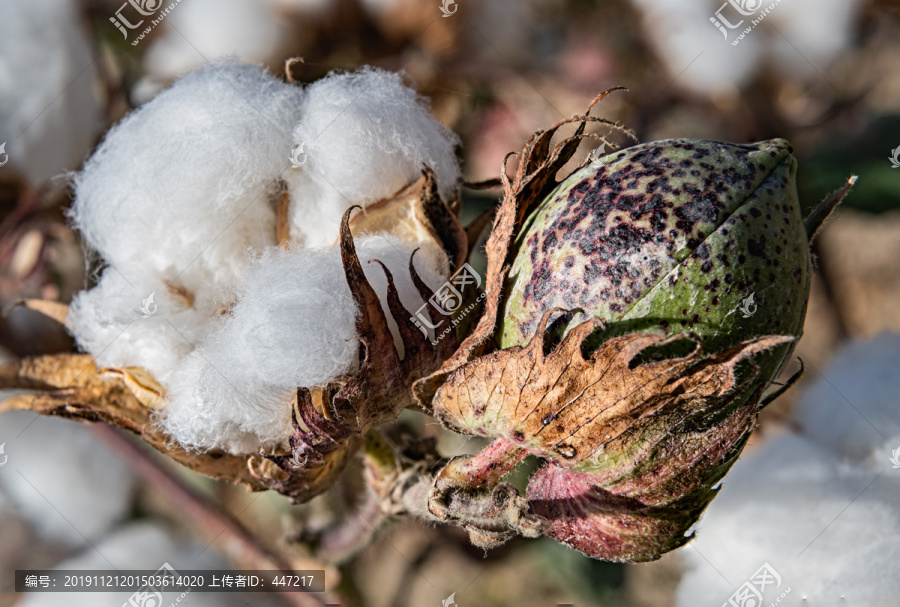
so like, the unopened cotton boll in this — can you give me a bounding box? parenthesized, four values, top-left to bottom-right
(285, 67, 461, 247)
(0, 0, 102, 186)
(162, 235, 448, 454)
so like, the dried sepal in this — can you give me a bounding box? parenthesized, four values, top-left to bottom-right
(431, 309, 792, 474)
(0, 354, 267, 489)
(348, 168, 468, 273)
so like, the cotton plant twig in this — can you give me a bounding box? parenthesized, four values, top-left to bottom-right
(90, 423, 337, 607)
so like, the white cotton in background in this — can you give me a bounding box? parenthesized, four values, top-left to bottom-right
(17, 522, 281, 607)
(285, 67, 460, 247)
(0, 0, 102, 186)
(630, 0, 763, 96)
(769, 0, 864, 81)
(676, 435, 900, 606)
(162, 235, 448, 454)
(794, 333, 900, 470)
(0, 412, 137, 549)
(66, 268, 210, 383)
(142, 0, 289, 84)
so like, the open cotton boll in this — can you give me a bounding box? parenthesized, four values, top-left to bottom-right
(70, 60, 301, 303)
(66, 268, 210, 383)
(285, 67, 460, 247)
(162, 234, 447, 454)
(142, 0, 289, 84)
(794, 334, 900, 468)
(0, 0, 102, 185)
(0, 412, 137, 548)
(676, 434, 900, 606)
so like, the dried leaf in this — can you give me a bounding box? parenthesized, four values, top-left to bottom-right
(0, 354, 267, 490)
(101, 366, 166, 410)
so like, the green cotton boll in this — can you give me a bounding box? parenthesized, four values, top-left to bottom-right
(500, 138, 810, 426)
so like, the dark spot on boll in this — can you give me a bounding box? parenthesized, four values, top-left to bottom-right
(747, 236, 767, 258)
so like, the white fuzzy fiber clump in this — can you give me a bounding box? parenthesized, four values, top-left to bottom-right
(70, 61, 299, 289)
(285, 67, 460, 247)
(676, 335, 900, 607)
(68, 61, 302, 382)
(163, 235, 447, 453)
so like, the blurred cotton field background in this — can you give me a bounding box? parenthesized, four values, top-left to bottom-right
(1, 0, 899, 606)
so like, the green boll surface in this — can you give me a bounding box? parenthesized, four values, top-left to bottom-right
(500, 138, 810, 425)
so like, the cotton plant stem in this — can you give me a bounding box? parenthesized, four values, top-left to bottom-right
(90, 423, 335, 607)
(435, 437, 526, 491)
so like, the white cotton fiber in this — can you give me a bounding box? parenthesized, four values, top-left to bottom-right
(284, 67, 460, 247)
(794, 333, 900, 468)
(143, 0, 289, 83)
(68, 61, 303, 380)
(676, 434, 900, 606)
(66, 268, 210, 383)
(677, 336, 900, 607)
(162, 235, 447, 454)
(0, 0, 102, 185)
(0, 412, 137, 548)
(70, 60, 301, 295)
(630, 0, 763, 96)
